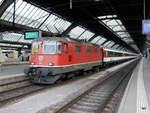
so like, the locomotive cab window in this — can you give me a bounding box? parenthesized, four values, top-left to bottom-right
(75, 45, 81, 53)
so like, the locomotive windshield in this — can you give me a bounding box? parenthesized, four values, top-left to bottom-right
(44, 41, 56, 54)
(44, 41, 62, 54)
(32, 41, 62, 54)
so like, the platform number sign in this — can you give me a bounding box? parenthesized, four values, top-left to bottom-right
(24, 30, 41, 40)
(142, 20, 150, 34)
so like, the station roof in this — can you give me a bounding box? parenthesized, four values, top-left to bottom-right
(0, 0, 149, 52)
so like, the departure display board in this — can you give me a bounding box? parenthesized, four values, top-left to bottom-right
(142, 20, 150, 34)
(24, 30, 41, 40)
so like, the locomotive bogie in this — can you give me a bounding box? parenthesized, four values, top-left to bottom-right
(26, 61, 103, 84)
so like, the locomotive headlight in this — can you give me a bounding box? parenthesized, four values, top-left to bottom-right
(48, 63, 53, 66)
(31, 62, 34, 65)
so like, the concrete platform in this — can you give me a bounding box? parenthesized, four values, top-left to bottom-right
(0, 65, 30, 92)
(1, 61, 29, 66)
(0, 58, 138, 113)
(0, 65, 29, 77)
(117, 58, 150, 113)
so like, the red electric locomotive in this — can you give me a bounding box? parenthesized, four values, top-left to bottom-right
(26, 37, 103, 84)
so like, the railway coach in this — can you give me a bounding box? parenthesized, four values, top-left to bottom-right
(103, 48, 137, 65)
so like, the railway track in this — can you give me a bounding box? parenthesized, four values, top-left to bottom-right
(54, 60, 138, 113)
(0, 59, 139, 110)
(0, 69, 100, 107)
(0, 84, 44, 107)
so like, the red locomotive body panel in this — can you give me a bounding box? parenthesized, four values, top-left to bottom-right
(30, 39, 103, 67)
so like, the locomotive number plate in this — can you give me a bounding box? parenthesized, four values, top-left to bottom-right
(38, 56, 43, 64)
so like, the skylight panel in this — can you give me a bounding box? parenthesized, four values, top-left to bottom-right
(96, 37, 106, 45)
(107, 42, 115, 47)
(103, 41, 111, 47)
(116, 19, 122, 25)
(78, 30, 94, 40)
(68, 26, 85, 39)
(0, 0, 4, 6)
(98, 15, 133, 43)
(106, 20, 118, 26)
(2, 33, 31, 43)
(39, 14, 71, 33)
(0, 0, 72, 34)
(91, 36, 102, 43)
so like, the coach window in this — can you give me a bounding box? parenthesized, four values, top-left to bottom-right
(119, 53, 122, 56)
(109, 51, 114, 57)
(86, 47, 91, 53)
(63, 43, 68, 54)
(75, 45, 81, 53)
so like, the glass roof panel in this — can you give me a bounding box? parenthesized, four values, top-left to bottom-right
(40, 14, 57, 31)
(103, 41, 111, 47)
(78, 30, 94, 40)
(1, 0, 71, 33)
(120, 47, 124, 50)
(116, 45, 120, 49)
(107, 42, 115, 48)
(98, 15, 133, 43)
(106, 20, 118, 26)
(96, 37, 106, 45)
(91, 36, 102, 43)
(116, 20, 122, 25)
(113, 26, 122, 31)
(40, 14, 71, 33)
(1, 33, 31, 43)
(113, 44, 120, 49)
(68, 26, 85, 39)
(1, 3, 14, 20)
(116, 31, 126, 36)
(118, 46, 123, 50)
(0, 0, 4, 6)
